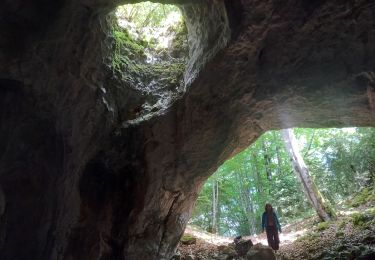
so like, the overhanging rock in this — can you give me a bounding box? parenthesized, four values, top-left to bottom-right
(0, 0, 375, 259)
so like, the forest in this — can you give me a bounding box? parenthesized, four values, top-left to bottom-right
(190, 127, 375, 237)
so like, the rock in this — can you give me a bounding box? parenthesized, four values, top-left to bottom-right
(218, 244, 236, 255)
(339, 251, 354, 259)
(337, 244, 348, 252)
(217, 244, 236, 259)
(235, 238, 253, 256)
(362, 235, 375, 244)
(246, 243, 276, 260)
(185, 255, 195, 260)
(171, 251, 181, 260)
(358, 252, 375, 260)
(216, 255, 235, 260)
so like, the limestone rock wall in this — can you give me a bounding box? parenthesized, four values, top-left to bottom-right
(0, 0, 375, 259)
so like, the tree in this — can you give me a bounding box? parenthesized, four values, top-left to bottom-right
(281, 128, 336, 221)
(211, 176, 219, 233)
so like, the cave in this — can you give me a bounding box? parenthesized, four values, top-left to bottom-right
(0, 0, 375, 259)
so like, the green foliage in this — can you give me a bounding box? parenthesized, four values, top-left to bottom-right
(117, 3, 181, 30)
(191, 127, 375, 236)
(350, 207, 375, 229)
(191, 131, 310, 236)
(109, 4, 187, 97)
(111, 25, 147, 73)
(116, 2, 186, 52)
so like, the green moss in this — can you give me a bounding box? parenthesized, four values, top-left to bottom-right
(351, 213, 367, 227)
(326, 204, 337, 219)
(108, 16, 187, 108)
(350, 187, 375, 207)
(110, 21, 186, 81)
(317, 221, 329, 231)
(111, 25, 148, 73)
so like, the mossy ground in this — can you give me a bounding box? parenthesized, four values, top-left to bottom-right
(347, 186, 375, 208)
(316, 221, 329, 231)
(279, 185, 375, 260)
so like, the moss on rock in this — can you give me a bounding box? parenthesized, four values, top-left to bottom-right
(349, 187, 375, 207)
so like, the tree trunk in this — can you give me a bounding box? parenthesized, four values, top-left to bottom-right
(211, 178, 219, 233)
(239, 168, 257, 235)
(273, 132, 282, 176)
(281, 128, 336, 221)
(262, 140, 272, 182)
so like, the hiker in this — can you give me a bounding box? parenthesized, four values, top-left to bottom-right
(261, 203, 282, 250)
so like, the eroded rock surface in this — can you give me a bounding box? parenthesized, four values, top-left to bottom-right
(1, 0, 375, 259)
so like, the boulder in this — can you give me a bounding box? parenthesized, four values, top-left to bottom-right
(235, 238, 253, 256)
(184, 255, 196, 260)
(171, 251, 181, 260)
(246, 243, 276, 260)
(217, 244, 236, 259)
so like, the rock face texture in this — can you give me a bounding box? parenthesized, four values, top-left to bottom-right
(1, 0, 375, 259)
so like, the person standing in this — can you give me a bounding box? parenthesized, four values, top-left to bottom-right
(261, 203, 282, 250)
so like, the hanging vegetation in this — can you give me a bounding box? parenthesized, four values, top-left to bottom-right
(110, 2, 189, 123)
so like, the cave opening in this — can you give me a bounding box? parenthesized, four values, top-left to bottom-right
(186, 127, 375, 258)
(115, 2, 187, 63)
(111, 2, 188, 124)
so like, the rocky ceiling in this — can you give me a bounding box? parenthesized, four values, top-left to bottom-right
(0, 0, 375, 259)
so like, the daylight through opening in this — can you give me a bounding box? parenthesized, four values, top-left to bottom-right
(116, 2, 186, 63)
(186, 127, 375, 259)
(112, 2, 188, 125)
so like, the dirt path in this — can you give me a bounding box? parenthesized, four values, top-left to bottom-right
(179, 220, 312, 259)
(178, 208, 375, 259)
(184, 216, 315, 247)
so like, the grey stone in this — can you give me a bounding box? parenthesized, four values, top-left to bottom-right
(185, 255, 195, 260)
(235, 239, 253, 256)
(246, 244, 276, 260)
(171, 251, 181, 260)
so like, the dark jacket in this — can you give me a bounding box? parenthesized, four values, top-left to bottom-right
(262, 212, 281, 232)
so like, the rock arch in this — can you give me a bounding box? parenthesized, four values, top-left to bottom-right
(0, 0, 375, 259)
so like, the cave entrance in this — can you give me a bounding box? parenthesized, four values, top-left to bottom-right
(112, 2, 188, 124)
(115, 2, 187, 63)
(190, 127, 375, 237)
